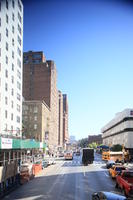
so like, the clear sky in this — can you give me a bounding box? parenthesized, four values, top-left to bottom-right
(22, 0, 133, 140)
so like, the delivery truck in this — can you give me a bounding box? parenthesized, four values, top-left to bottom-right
(82, 148, 94, 165)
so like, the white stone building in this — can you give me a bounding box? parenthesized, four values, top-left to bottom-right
(101, 109, 133, 149)
(0, 0, 23, 137)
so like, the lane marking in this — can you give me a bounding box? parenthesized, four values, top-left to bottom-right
(104, 172, 110, 177)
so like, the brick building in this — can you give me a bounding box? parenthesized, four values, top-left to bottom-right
(63, 94, 69, 145)
(23, 51, 58, 149)
(58, 91, 63, 147)
(88, 134, 102, 145)
(23, 101, 50, 144)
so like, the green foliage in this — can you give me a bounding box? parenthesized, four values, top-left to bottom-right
(78, 138, 88, 148)
(111, 144, 122, 152)
(88, 142, 97, 149)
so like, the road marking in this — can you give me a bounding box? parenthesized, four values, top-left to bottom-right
(104, 172, 110, 177)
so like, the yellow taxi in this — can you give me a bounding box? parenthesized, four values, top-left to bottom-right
(109, 165, 126, 178)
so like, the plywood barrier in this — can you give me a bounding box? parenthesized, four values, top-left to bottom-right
(32, 164, 42, 175)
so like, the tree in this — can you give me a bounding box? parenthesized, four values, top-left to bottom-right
(78, 138, 88, 148)
(88, 142, 97, 149)
(111, 144, 122, 152)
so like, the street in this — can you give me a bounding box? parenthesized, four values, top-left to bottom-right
(4, 153, 118, 200)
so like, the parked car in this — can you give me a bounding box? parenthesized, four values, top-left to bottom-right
(42, 160, 49, 169)
(92, 191, 127, 200)
(109, 165, 126, 178)
(115, 170, 133, 197)
(106, 160, 115, 169)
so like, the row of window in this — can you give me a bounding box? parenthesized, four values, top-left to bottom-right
(23, 106, 38, 113)
(0, 62, 21, 80)
(5, 110, 20, 123)
(4, 125, 20, 134)
(24, 115, 38, 121)
(5, 41, 21, 57)
(5, 86, 21, 99)
(1, 0, 22, 13)
(5, 55, 21, 68)
(5, 98, 21, 111)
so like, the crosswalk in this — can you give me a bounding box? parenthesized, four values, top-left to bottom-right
(63, 160, 82, 167)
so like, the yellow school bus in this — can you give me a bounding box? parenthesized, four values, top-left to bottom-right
(102, 151, 124, 161)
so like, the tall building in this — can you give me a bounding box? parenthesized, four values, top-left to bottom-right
(63, 94, 69, 145)
(0, 0, 23, 137)
(23, 51, 58, 149)
(58, 90, 63, 147)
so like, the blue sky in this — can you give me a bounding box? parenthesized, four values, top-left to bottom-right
(23, 0, 133, 140)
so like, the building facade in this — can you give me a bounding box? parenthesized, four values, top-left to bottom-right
(101, 109, 133, 149)
(23, 100, 50, 144)
(88, 134, 102, 145)
(0, 0, 23, 137)
(58, 90, 63, 147)
(63, 94, 69, 145)
(23, 51, 58, 149)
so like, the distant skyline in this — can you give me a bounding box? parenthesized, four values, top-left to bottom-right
(23, 0, 133, 140)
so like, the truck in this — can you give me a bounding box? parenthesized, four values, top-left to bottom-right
(115, 170, 133, 197)
(82, 148, 94, 165)
(64, 151, 73, 160)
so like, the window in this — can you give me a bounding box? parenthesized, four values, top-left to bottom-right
(6, 0, 8, 9)
(17, 58, 21, 68)
(12, 39, 14, 46)
(17, 116, 20, 123)
(11, 113, 13, 120)
(6, 28, 8, 37)
(11, 126, 13, 131)
(11, 88, 14, 96)
(5, 110, 7, 118)
(12, 13, 15, 21)
(17, 35, 21, 46)
(18, 12, 22, 23)
(17, 81, 21, 89)
(18, 0, 22, 12)
(5, 83, 8, 91)
(12, 26, 14, 33)
(34, 106, 38, 113)
(17, 93, 21, 101)
(17, 47, 21, 56)
(5, 69, 8, 78)
(12, 51, 14, 58)
(11, 101, 13, 108)
(17, 70, 21, 79)
(12, 63, 14, 71)
(34, 124, 37, 130)
(6, 42, 8, 51)
(6, 14, 8, 23)
(5, 97, 8, 105)
(34, 116, 37, 121)
(17, 104, 20, 112)
(5, 56, 8, 64)
(12, 0, 15, 8)
(18, 24, 21, 35)
(11, 76, 14, 83)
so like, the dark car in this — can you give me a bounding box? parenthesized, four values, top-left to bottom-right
(106, 160, 115, 169)
(92, 191, 127, 200)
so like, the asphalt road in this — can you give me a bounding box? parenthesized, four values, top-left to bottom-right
(3, 153, 118, 200)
